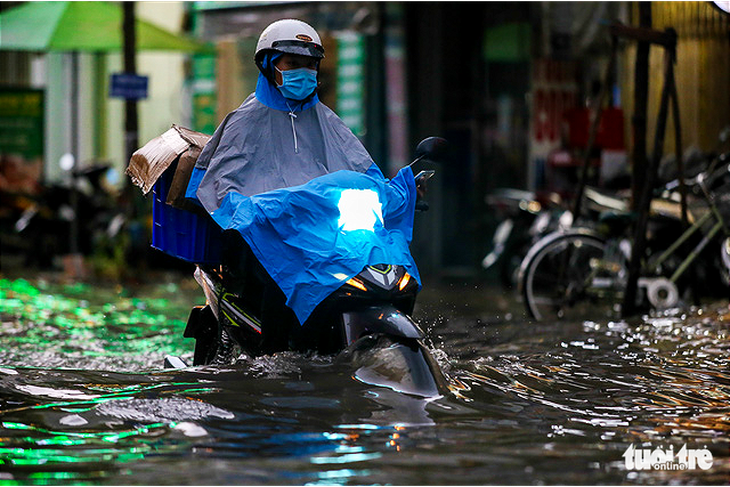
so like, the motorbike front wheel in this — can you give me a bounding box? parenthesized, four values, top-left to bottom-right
(338, 334, 449, 397)
(519, 232, 624, 321)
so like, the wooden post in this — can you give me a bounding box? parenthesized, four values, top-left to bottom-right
(123, 2, 138, 166)
(668, 57, 687, 227)
(631, 3, 652, 211)
(622, 30, 678, 315)
(69, 51, 79, 256)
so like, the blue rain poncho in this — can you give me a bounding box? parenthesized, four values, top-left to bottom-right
(186, 73, 420, 324)
(209, 166, 421, 325)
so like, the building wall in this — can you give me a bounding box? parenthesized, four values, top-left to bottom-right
(104, 2, 191, 177)
(26, 2, 192, 185)
(620, 1, 730, 157)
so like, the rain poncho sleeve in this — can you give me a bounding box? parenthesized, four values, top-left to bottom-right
(210, 166, 421, 325)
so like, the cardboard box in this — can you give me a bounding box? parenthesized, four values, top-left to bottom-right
(126, 125, 211, 211)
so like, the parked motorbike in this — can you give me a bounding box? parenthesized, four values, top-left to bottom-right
(6, 164, 123, 268)
(175, 138, 451, 398)
(481, 189, 569, 288)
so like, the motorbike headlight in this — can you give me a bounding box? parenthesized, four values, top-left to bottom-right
(338, 189, 383, 232)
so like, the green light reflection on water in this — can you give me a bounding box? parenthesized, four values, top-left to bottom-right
(0, 446, 145, 459)
(2, 420, 170, 440)
(0, 279, 211, 483)
(0, 422, 173, 477)
(21, 469, 113, 486)
(0, 278, 200, 367)
(27, 472, 82, 480)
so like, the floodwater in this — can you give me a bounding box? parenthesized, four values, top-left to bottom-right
(1, 275, 729, 485)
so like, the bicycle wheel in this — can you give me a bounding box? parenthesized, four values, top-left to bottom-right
(520, 232, 623, 321)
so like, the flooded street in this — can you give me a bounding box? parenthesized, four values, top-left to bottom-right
(1, 275, 729, 485)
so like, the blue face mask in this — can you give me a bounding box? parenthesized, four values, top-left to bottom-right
(275, 66, 318, 101)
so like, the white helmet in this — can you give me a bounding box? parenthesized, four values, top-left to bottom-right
(255, 19, 324, 73)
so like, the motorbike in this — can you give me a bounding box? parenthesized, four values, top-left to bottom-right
(5, 164, 124, 269)
(170, 138, 451, 398)
(481, 189, 570, 288)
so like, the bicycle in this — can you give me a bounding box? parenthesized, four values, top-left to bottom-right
(518, 153, 730, 321)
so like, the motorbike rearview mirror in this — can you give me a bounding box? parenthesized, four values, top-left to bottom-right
(411, 137, 448, 166)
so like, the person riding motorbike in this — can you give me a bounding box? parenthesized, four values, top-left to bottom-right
(185, 19, 425, 353)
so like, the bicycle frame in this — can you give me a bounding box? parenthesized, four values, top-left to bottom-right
(649, 171, 730, 284)
(649, 211, 718, 280)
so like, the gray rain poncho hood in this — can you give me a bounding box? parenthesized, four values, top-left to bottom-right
(188, 77, 374, 214)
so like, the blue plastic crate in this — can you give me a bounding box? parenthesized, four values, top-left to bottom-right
(151, 166, 222, 264)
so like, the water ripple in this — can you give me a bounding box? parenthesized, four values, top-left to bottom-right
(1, 278, 729, 484)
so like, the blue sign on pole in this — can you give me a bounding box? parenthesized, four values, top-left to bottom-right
(109, 73, 149, 100)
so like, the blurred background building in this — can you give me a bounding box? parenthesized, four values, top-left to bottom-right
(1, 1, 729, 278)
